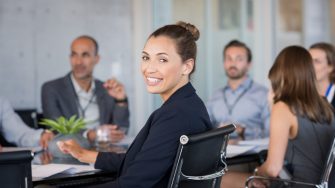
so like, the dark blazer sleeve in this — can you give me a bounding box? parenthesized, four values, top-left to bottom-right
(95, 152, 125, 172)
(92, 108, 207, 188)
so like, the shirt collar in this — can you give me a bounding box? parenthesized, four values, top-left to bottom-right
(224, 76, 252, 91)
(70, 73, 96, 94)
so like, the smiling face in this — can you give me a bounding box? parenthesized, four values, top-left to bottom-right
(141, 36, 194, 101)
(309, 48, 333, 83)
(70, 38, 100, 81)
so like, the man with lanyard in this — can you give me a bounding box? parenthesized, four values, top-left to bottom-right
(207, 40, 270, 141)
(42, 35, 129, 144)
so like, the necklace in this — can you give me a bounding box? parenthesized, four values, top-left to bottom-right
(325, 83, 333, 98)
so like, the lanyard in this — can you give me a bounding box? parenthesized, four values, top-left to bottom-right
(75, 91, 96, 118)
(223, 80, 253, 115)
(325, 84, 333, 98)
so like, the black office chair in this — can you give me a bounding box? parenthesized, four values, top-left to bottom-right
(0, 150, 34, 188)
(245, 135, 335, 188)
(15, 109, 39, 129)
(167, 124, 236, 188)
(0, 134, 16, 147)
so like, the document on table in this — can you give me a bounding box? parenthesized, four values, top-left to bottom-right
(238, 138, 269, 146)
(1, 146, 43, 153)
(226, 145, 256, 158)
(226, 138, 269, 158)
(32, 163, 98, 179)
(238, 138, 269, 153)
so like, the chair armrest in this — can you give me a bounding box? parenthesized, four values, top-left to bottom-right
(181, 160, 228, 181)
(245, 176, 319, 188)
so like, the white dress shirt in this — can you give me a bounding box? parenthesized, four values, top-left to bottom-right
(70, 74, 100, 130)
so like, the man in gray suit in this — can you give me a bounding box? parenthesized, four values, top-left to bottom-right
(0, 97, 54, 148)
(41, 35, 129, 143)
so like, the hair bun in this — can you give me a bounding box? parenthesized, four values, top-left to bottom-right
(176, 21, 200, 41)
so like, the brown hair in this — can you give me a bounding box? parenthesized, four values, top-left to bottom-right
(310, 42, 335, 82)
(223, 40, 252, 62)
(269, 45, 333, 123)
(149, 21, 200, 76)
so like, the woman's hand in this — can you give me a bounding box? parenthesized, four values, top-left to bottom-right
(57, 139, 98, 164)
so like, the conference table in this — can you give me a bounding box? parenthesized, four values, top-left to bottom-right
(30, 137, 268, 187)
(32, 141, 129, 187)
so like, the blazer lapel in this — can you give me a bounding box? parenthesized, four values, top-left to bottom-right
(63, 73, 80, 116)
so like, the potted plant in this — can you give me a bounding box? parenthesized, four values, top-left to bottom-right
(40, 115, 90, 159)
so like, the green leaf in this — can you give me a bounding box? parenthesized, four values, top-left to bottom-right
(39, 116, 86, 135)
(40, 119, 67, 134)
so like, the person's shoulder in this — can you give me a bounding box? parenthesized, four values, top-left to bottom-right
(212, 87, 225, 95)
(272, 101, 292, 115)
(156, 97, 210, 128)
(251, 80, 268, 92)
(208, 87, 225, 101)
(271, 101, 296, 129)
(166, 95, 207, 117)
(43, 75, 68, 88)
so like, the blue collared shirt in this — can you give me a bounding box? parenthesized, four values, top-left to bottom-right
(206, 77, 270, 140)
(0, 97, 43, 146)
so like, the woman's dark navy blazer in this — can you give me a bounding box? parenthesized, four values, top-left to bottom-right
(94, 82, 213, 188)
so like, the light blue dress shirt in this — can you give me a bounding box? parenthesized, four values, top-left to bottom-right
(0, 97, 43, 147)
(207, 77, 270, 140)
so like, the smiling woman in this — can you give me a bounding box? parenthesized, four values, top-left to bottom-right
(141, 21, 199, 102)
(56, 21, 213, 188)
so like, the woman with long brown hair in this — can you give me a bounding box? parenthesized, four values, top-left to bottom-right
(222, 46, 335, 187)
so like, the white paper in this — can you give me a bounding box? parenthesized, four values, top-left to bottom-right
(238, 138, 269, 146)
(32, 163, 97, 178)
(238, 138, 269, 153)
(226, 145, 256, 158)
(1, 146, 43, 153)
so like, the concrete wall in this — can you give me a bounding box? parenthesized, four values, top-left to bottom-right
(0, 0, 133, 111)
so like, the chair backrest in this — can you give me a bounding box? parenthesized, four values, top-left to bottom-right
(15, 109, 39, 129)
(0, 150, 34, 188)
(167, 124, 235, 188)
(320, 136, 335, 186)
(0, 134, 16, 147)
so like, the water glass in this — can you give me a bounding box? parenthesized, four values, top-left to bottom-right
(95, 127, 112, 151)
